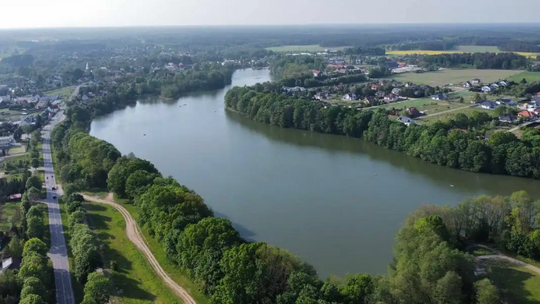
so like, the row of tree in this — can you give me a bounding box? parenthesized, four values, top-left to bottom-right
(225, 86, 540, 179)
(18, 238, 54, 304)
(408, 52, 529, 70)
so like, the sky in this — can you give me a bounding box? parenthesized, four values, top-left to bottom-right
(2, 0, 539, 29)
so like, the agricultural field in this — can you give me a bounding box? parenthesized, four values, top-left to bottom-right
(265, 45, 349, 53)
(390, 69, 524, 87)
(386, 45, 540, 57)
(507, 71, 540, 83)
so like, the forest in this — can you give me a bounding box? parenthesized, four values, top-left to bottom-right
(225, 86, 540, 179)
(409, 53, 529, 70)
(47, 99, 530, 304)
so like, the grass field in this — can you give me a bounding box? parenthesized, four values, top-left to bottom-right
(86, 202, 182, 304)
(487, 260, 540, 304)
(390, 69, 524, 86)
(265, 45, 349, 53)
(419, 107, 496, 124)
(8, 145, 26, 154)
(386, 45, 540, 58)
(45, 87, 73, 99)
(0, 201, 20, 230)
(508, 71, 540, 83)
(115, 196, 209, 304)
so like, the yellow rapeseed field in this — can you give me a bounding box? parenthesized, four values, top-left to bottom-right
(386, 50, 540, 58)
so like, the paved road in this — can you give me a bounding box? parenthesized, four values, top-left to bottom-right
(83, 194, 198, 304)
(508, 119, 539, 133)
(42, 111, 75, 304)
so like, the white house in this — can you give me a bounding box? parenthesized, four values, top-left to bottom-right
(431, 93, 447, 100)
(342, 93, 357, 101)
(472, 78, 482, 85)
(384, 93, 399, 102)
(463, 81, 472, 88)
(481, 86, 492, 93)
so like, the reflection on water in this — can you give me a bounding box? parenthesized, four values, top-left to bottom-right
(91, 69, 540, 278)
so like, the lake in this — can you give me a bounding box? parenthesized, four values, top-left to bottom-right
(90, 69, 540, 278)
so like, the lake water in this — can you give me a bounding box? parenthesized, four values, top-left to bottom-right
(90, 69, 540, 278)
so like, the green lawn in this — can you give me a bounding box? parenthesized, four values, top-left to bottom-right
(45, 87, 73, 99)
(265, 45, 349, 53)
(0, 201, 21, 231)
(419, 107, 497, 124)
(86, 202, 183, 304)
(508, 71, 540, 83)
(8, 145, 26, 154)
(487, 260, 540, 304)
(390, 69, 524, 86)
(470, 247, 494, 257)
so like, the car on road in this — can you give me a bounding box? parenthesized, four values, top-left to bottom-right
(52, 187, 56, 190)
(52, 195, 57, 199)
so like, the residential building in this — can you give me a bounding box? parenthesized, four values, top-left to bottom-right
(343, 93, 357, 101)
(518, 110, 536, 119)
(498, 115, 516, 123)
(407, 107, 420, 117)
(490, 83, 499, 89)
(481, 86, 492, 93)
(391, 88, 402, 96)
(496, 98, 516, 106)
(0, 257, 21, 273)
(499, 80, 509, 86)
(472, 78, 481, 85)
(396, 116, 417, 126)
(463, 81, 472, 88)
(480, 101, 498, 109)
(364, 96, 376, 104)
(384, 93, 399, 102)
(312, 70, 322, 77)
(371, 84, 380, 90)
(375, 91, 385, 98)
(431, 93, 447, 100)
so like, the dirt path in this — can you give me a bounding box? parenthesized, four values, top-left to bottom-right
(82, 193, 197, 304)
(469, 244, 540, 276)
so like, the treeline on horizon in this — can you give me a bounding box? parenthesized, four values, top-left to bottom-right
(64, 65, 234, 118)
(44, 88, 540, 304)
(225, 86, 540, 179)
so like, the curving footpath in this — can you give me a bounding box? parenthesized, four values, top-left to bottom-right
(469, 244, 540, 276)
(82, 194, 197, 304)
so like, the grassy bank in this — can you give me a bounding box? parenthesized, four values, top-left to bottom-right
(487, 260, 540, 304)
(86, 202, 184, 304)
(390, 69, 524, 86)
(113, 197, 210, 304)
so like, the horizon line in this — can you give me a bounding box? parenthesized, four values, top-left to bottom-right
(1, 22, 540, 31)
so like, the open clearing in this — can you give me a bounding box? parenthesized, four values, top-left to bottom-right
(487, 260, 540, 304)
(265, 45, 349, 53)
(390, 69, 523, 86)
(0, 201, 20, 230)
(508, 71, 540, 83)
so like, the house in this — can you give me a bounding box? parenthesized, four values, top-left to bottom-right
(407, 107, 420, 117)
(463, 81, 472, 88)
(81, 95, 90, 101)
(518, 110, 536, 119)
(371, 84, 380, 90)
(397, 62, 407, 68)
(364, 96, 376, 104)
(526, 103, 538, 111)
(531, 96, 540, 105)
(431, 93, 447, 100)
(490, 83, 499, 89)
(391, 88, 402, 95)
(384, 93, 399, 102)
(314, 92, 329, 100)
(481, 86, 492, 93)
(496, 98, 515, 106)
(0, 257, 21, 273)
(499, 80, 509, 86)
(312, 70, 322, 77)
(35, 100, 48, 109)
(343, 93, 357, 101)
(472, 78, 482, 85)
(7, 193, 22, 201)
(393, 81, 404, 87)
(396, 116, 417, 126)
(498, 115, 516, 123)
(480, 101, 498, 109)
(375, 91, 386, 98)
(384, 61, 399, 69)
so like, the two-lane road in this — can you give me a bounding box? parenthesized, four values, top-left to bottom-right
(42, 111, 75, 304)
